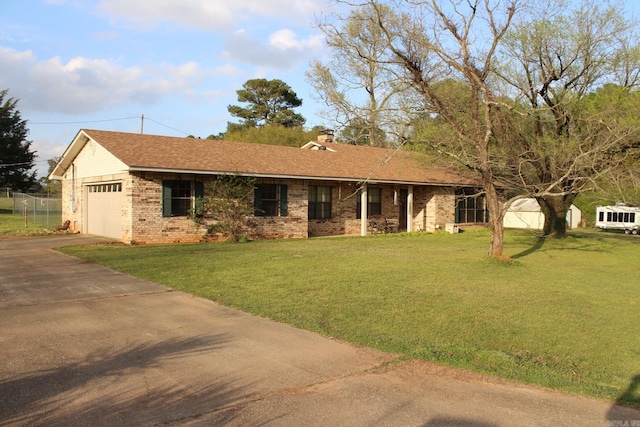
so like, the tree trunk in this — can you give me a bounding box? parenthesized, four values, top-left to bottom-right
(536, 194, 576, 238)
(489, 216, 505, 257)
(485, 180, 505, 257)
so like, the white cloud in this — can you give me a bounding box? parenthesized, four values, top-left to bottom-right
(0, 46, 214, 114)
(38, 142, 68, 160)
(0, 46, 37, 90)
(93, 0, 327, 72)
(269, 29, 322, 50)
(166, 61, 204, 80)
(96, 0, 326, 31)
(212, 64, 244, 76)
(222, 29, 323, 70)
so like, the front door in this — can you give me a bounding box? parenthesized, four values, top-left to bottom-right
(398, 189, 408, 231)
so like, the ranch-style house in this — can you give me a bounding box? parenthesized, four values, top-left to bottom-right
(49, 129, 488, 244)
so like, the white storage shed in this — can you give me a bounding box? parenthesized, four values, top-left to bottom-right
(504, 198, 582, 230)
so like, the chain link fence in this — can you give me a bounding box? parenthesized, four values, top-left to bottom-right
(12, 193, 62, 229)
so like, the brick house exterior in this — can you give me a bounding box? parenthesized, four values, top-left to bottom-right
(50, 129, 483, 244)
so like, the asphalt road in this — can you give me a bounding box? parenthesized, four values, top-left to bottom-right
(0, 235, 638, 426)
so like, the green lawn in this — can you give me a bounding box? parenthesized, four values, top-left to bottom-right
(56, 228, 640, 405)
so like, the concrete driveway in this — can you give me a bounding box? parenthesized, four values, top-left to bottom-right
(0, 235, 637, 426)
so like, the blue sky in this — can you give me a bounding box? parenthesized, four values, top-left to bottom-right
(2, 1, 639, 178)
(1, 0, 335, 176)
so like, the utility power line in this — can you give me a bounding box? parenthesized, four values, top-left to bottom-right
(29, 115, 191, 136)
(29, 116, 139, 125)
(0, 161, 36, 167)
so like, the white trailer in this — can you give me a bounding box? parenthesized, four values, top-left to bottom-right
(595, 205, 640, 235)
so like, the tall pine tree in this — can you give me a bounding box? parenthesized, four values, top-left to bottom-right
(0, 89, 36, 193)
(227, 79, 305, 129)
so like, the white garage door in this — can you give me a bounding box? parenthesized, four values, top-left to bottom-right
(87, 182, 123, 239)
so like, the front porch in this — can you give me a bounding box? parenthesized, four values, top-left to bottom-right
(307, 182, 458, 238)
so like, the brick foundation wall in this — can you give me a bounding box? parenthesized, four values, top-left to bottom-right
(60, 178, 81, 233)
(424, 187, 456, 232)
(244, 179, 308, 239)
(309, 181, 360, 237)
(130, 175, 310, 243)
(129, 172, 206, 244)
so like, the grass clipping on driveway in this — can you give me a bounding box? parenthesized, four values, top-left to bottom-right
(59, 229, 640, 405)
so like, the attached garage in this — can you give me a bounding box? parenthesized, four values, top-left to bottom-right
(86, 182, 123, 239)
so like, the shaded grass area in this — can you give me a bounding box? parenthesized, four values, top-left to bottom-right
(58, 229, 640, 405)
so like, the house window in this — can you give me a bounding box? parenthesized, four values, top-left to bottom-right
(162, 180, 203, 217)
(254, 184, 288, 216)
(309, 186, 332, 219)
(455, 190, 488, 223)
(356, 188, 382, 219)
(88, 183, 122, 193)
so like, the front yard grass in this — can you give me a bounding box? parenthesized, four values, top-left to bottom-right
(57, 229, 640, 406)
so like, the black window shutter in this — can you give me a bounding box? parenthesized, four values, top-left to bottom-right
(194, 181, 204, 198)
(280, 185, 288, 216)
(194, 181, 204, 216)
(162, 180, 173, 217)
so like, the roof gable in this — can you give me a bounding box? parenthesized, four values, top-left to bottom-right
(73, 137, 128, 179)
(300, 141, 337, 152)
(51, 129, 478, 187)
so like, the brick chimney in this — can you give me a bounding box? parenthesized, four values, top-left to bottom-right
(317, 129, 334, 143)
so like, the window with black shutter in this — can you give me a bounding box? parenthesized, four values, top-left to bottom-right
(254, 184, 288, 217)
(162, 180, 203, 217)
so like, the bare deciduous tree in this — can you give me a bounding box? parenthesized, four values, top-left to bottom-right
(331, 0, 640, 256)
(499, 0, 640, 237)
(359, 0, 518, 256)
(307, 3, 414, 147)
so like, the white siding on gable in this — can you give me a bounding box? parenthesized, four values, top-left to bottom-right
(74, 138, 128, 179)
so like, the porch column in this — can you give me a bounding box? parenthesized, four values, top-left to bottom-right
(407, 185, 414, 233)
(360, 184, 368, 236)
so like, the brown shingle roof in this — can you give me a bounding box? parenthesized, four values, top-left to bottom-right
(67, 129, 477, 186)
